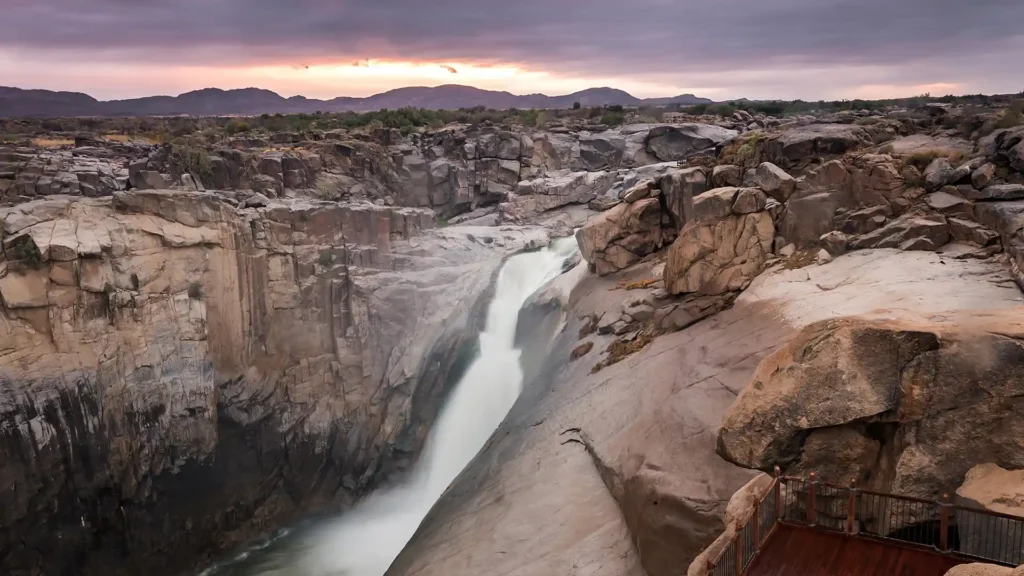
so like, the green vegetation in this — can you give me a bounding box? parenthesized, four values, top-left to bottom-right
(317, 249, 334, 267)
(3, 91, 1022, 145)
(187, 281, 203, 300)
(169, 140, 213, 186)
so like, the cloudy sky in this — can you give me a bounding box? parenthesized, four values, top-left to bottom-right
(1, 0, 1022, 101)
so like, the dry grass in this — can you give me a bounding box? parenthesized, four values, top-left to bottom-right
(904, 148, 964, 171)
(31, 137, 74, 148)
(616, 278, 659, 291)
(782, 249, 820, 270)
(591, 329, 655, 373)
(104, 134, 162, 144)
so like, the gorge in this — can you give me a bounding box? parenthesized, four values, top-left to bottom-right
(2, 96, 1024, 576)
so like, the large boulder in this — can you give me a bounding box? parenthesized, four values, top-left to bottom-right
(957, 464, 1024, 566)
(576, 197, 665, 275)
(579, 133, 627, 170)
(659, 167, 709, 228)
(754, 162, 796, 202)
(717, 310, 1024, 501)
(848, 213, 950, 251)
(778, 160, 854, 247)
(664, 188, 774, 295)
(763, 123, 871, 169)
(645, 124, 738, 162)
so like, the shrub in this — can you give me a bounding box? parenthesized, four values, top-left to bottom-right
(170, 141, 213, 186)
(318, 249, 334, 267)
(225, 120, 251, 135)
(572, 101, 581, 110)
(600, 112, 626, 127)
(187, 281, 203, 300)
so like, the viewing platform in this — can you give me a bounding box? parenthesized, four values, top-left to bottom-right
(705, 471, 1024, 576)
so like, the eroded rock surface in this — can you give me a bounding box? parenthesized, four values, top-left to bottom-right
(0, 191, 548, 575)
(387, 249, 1022, 576)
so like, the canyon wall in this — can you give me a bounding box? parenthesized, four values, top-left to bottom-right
(0, 190, 547, 575)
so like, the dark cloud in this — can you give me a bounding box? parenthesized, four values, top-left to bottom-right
(1, 0, 1023, 94)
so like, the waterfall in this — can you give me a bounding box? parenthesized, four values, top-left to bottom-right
(206, 236, 579, 576)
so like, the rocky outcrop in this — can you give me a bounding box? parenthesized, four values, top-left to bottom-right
(0, 148, 127, 201)
(0, 191, 548, 575)
(956, 464, 1024, 563)
(575, 196, 665, 275)
(644, 124, 738, 162)
(664, 187, 774, 295)
(763, 123, 872, 169)
(717, 310, 1024, 501)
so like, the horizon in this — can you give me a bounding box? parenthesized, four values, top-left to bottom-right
(2, 1, 1023, 103)
(2, 82, 1014, 106)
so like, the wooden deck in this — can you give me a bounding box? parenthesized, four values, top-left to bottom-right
(745, 525, 966, 576)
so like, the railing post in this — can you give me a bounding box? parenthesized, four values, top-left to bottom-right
(807, 472, 817, 526)
(774, 466, 783, 521)
(846, 478, 858, 535)
(735, 539, 742, 576)
(939, 493, 951, 552)
(753, 500, 761, 549)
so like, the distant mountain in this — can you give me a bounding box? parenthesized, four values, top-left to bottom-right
(0, 84, 713, 118)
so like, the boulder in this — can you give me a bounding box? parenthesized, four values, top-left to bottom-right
(476, 131, 521, 160)
(965, 184, 1024, 202)
(754, 162, 796, 202)
(576, 197, 665, 275)
(956, 464, 1024, 566)
(664, 190, 774, 295)
(712, 164, 743, 188)
(849, 214, 950, 251)
(621, 179, 655, 203)
(927, 191, 974, 217)
(972, 163, 998, 189)
(579, 134, 626, 170)
(763, 123, 870, 168)
(731, 187, 768, 214)
(659, 167, 709, 228)
(948, 217, 1000, 247)
(135, 170, 170, 191)
(924, 158, 957, 192)
(717, 310, 1024, 502)
(646, 124, 738, 162)
(820, 231, 849, 256)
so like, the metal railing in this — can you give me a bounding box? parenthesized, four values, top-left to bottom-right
(704, 468, 1024, 576)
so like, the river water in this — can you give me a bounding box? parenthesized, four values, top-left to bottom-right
(203, 236, 579, 576)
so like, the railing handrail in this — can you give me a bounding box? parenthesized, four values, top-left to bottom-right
(704, 468, 1024, 575)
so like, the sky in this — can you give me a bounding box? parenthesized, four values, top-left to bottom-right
(0, 0, 1022, 102)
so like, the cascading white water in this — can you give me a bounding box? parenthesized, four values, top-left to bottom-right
(206, 236, 578, 576)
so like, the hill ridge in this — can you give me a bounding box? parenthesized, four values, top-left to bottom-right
(0, 83, 712, 118)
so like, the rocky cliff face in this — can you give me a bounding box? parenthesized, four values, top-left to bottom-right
(0, 190, 547, 575)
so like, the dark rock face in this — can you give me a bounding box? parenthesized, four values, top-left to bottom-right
(645, 124, 738, 162)
(0, 192, 548, 576)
